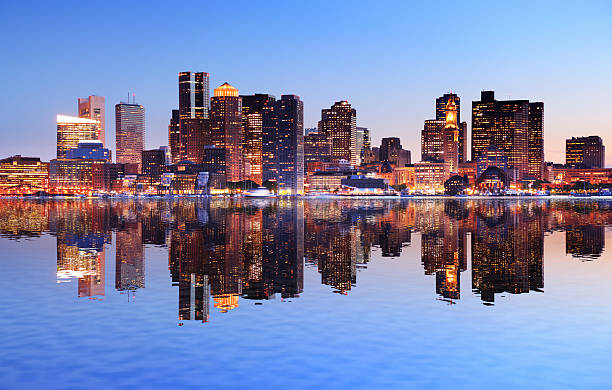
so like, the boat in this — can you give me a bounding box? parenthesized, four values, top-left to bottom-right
(244, 187, 275, 198)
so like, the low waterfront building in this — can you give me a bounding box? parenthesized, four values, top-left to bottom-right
(392, 166, 415, 188)
(444, 175, 470, 195)
(414, 161, 449, 193)
(49, 158, 107, 191)
(308, 171, 351, 192)
(0, 156, 49, 194)
(475, 166, 509, 193)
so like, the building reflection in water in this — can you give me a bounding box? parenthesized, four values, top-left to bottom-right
(0, 198, 610, 319)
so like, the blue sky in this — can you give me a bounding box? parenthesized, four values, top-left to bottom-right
(0, 0, 610, 165)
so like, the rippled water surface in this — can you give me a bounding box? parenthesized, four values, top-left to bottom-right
(0, 198, 611, 389)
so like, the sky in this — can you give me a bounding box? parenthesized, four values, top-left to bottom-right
(0, 0, 611, 165)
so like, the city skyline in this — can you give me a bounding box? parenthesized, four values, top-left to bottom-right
(1, 2, 610, 166)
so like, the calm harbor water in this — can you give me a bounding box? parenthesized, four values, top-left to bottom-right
(0, 198, 611, 389)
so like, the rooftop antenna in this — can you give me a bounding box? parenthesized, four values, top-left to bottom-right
(133, 93, 136, 104)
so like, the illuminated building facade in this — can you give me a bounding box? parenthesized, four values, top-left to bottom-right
(442, 96, 460, 174)
(476, 145, 508, 178)
(241, 94, 277, 185)
(115, 102, 145, 172)
(92, 163, 125, 191)
(142, 149, 166, 177)
(49, 158, 106, 190)
(566, 136, 605, 168)
(78, 95, 105, 145)
(276, 95, 304, 195)
(304, 132, 331, 172)
(0, 156, 49, 193)
(56, 115, 99, 158)
(168, 109, 181, 164)
(471, 91, 542, 181)
(528, 102, 544, 178)
(320, 101, 358, 166)
(210, 83, 243, 182)
(179, 118, 209, 163)
(414, 161, 449, 193)
(66, 140, 111, 161)
(178, 71, 210, 120)
(436, 93, 467, 163)
(421, 119, 445, 162)
(380, 137, 409, 167)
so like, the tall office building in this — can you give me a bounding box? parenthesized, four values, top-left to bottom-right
(528, 102, 544, 178)
(471, 91, 541, 180)
(356, 126, 370, 164)
(380, 137, 402, 163)
(78, 95, 105, 145)
(180, 118, 208, 163)
(566, 136, 605, 168)
(422, 119, 445, 162)
(241, 94, 277, 185)
(178, 72, 210, 120)
(276, 95, 304, 195)
(320, 101, 357, 166)
(442, 96, 459, 174)
(168, 109, 181, 163)
(210, 83, 243, 182)
(304, 132, 331, 171)
(115, 102, 145, 171)
(56, 115, 99, 158)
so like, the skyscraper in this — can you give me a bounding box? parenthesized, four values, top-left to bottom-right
(421, 119, 445, 162)
(56, 115, 99, 158)
(78, 95, 105, 145)
(380, 137, 402, 163)
(471, 91, 540, 180)
(115, 102, 145, 171)
(356, 126, 370, 164)
(528, 102, 544, 179)
(442, 96, 459, 174)
(566, 136, 605, 168)
(276, 95, 304, 195)
(241, 94, 277, 185)
(304, 132, 331, 171)
(436, 93, 467, 162)
(178, 72, 210, 120)
(320, 101, 357, 166)
(210, 83, 243, 182)
(179, 118, 208, 163)
(168, 109, 181, 164)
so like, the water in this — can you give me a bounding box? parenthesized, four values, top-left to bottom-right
(0, 198, 611, 389)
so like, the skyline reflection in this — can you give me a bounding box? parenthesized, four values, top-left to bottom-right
(0, 198, 610, 322)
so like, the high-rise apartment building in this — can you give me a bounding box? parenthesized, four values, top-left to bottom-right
(115, 102, 145, 171)
(56, 115, 99, 158)
(142, 148, 166, 177)
(78, 95, 105, 144)
(178, 72, 210, 120)
(210, 83, 243, 182)
(566, 136, 605, 168)
(471, 91, 542, 180)
(320, 101, 357, 166)
(276, 95, 304, 195)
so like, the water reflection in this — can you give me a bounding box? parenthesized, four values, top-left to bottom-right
(0, 198, 610, 321)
